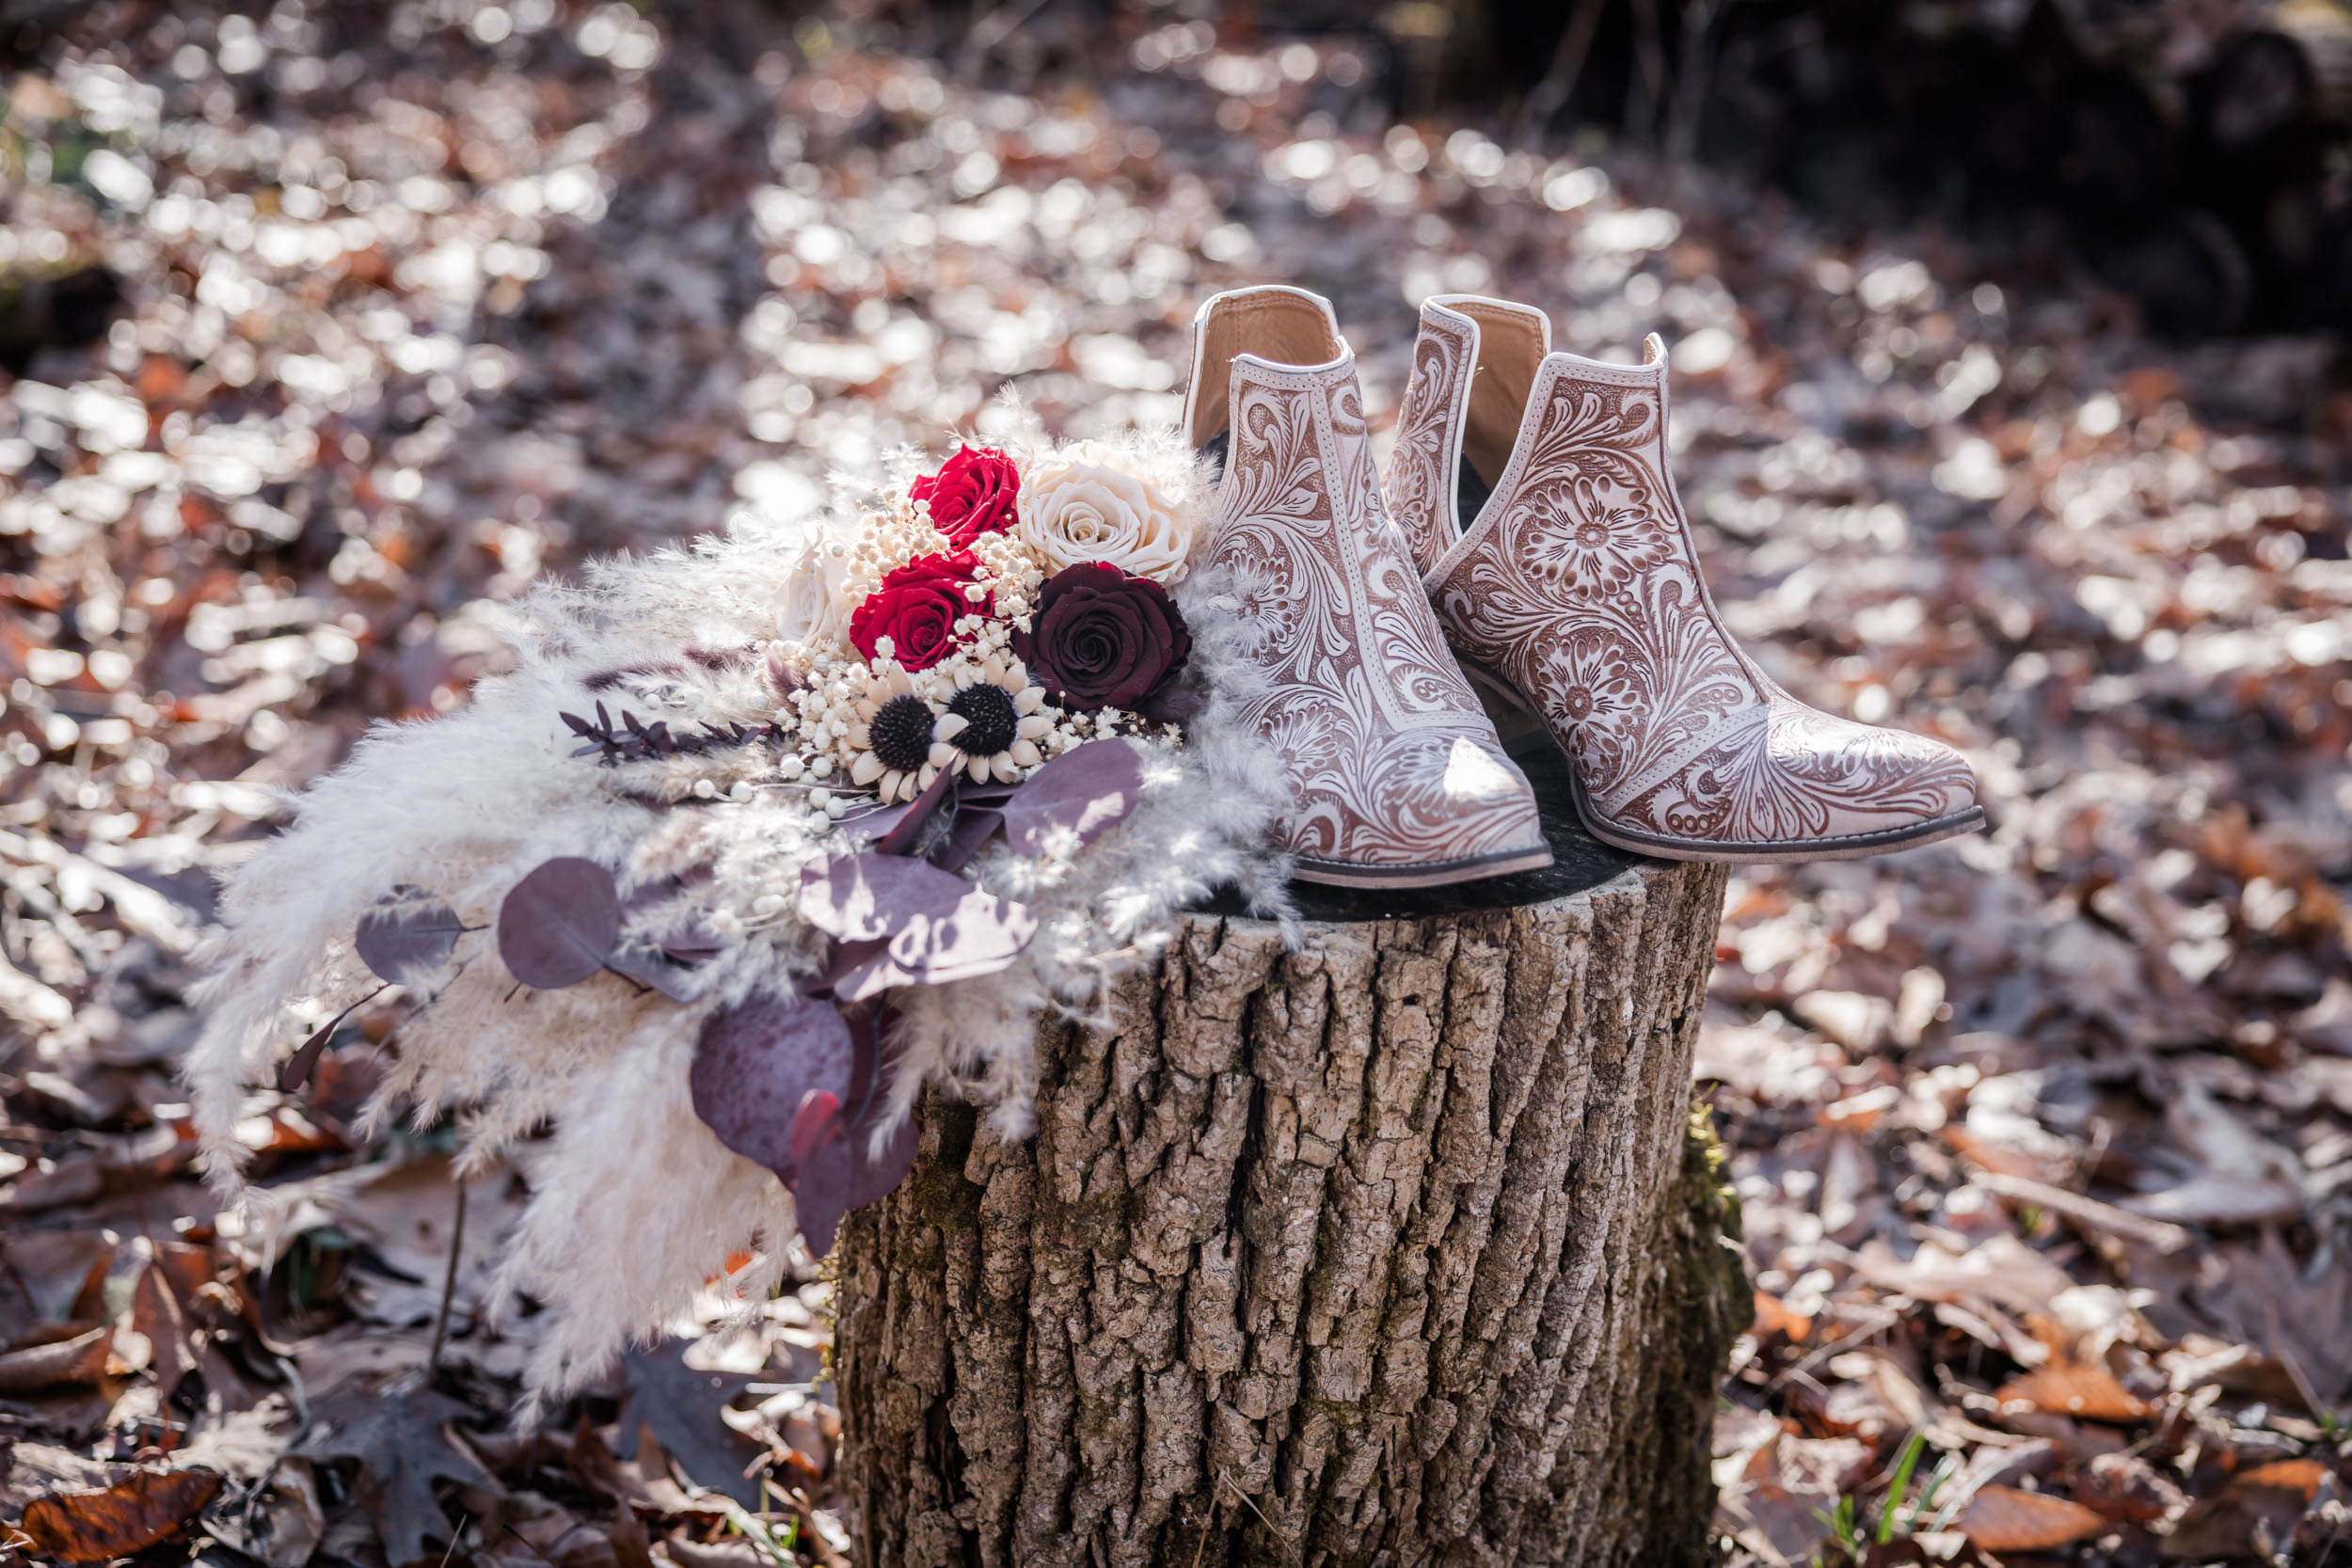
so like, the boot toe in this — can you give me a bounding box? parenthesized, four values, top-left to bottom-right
(1286, 730, 1551, 888)
(1607, 698, 1980, 860)
(1761, 701, 1980, 839)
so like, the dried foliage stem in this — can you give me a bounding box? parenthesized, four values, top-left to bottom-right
(429, 1179, 469, 1382)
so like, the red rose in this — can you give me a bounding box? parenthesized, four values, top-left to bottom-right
(850, 551, 991, 672)
(910, 446, 1019, 547)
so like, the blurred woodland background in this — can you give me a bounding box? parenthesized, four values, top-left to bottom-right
(2, 1, 2350, 1565)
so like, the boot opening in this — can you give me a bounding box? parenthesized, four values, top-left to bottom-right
(1184, 287, 1343, 451)
(1454, 460, 1494, 536)
(1455, 301, 1547, 522)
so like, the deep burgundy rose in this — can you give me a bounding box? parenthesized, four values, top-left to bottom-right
(910, 446, 1020, 547)
(850, 551, 991, 672)
(1016, 562, 1191, 711)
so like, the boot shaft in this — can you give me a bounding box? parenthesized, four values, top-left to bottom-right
(1388, 294, 1552, 578)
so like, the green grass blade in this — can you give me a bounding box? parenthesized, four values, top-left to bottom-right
(1876, 1432, 1928, 1544)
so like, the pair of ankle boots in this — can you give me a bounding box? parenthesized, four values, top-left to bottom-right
(1184, 286, 1983, 888)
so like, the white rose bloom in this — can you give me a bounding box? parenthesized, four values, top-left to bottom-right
(1013, 443, 1195, 583)
(775, 537, 851, 650)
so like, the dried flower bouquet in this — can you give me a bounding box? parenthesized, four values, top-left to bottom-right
(187, 422, 1292, 1394)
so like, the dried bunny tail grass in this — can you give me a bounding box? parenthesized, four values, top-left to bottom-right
(977, 386, 1049, 456)
(995, 413, 1217, 524)
(563, 524, 811, 653)
(1168, 562, 1303, 939)
(183, 530, 817, 1186)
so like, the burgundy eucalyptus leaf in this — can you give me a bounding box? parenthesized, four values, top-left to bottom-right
(930, 806, 1006, 874)
(498, 857, 622, 989)
(605, 941, 698, 1002)
(831, 887, 1038, 1003)
(354, 886, 469, 986)
(797, 852, 978, 942)
(956, 779, 1020, 808)
(790, 1136, 853, 1258)
(277, 982, 389, 1092)
(834, 801, 909, 846)
(999, 739, 1145, 857)
(842, 1001, 882, 1124)
(780, 1008, 919, 1256)
(813, 936, 891, 996)
(688, 993, 854, 1180)
(787, 1093, 919, 1258)
(660, 924, 726, 963)
(873, 766, 959, 858)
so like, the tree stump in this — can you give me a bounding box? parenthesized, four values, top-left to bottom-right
(833, 754, 1743, 1567)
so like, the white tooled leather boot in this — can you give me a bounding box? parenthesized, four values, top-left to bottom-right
(1385, 294, 1983, 863)
(1184, 286, 1551, 888)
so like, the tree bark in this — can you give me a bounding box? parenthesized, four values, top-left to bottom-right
(833, 853, 1741, 1568)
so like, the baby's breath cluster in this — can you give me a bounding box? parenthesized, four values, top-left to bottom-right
(967, 531, 1046, 626)
(839, 498, 953, 606)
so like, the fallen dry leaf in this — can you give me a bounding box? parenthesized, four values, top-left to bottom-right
(130, 1260, 194, 1394)
(2076, 1450, 2187, 1525)
(2194, 1228, 2352, 1404)
(1994, 1356, 2151, 1423)
(2160, 1464, 2330, 1560)
(1853, 1234, 2077, 1318)
(662, 1541, 770, 1568)
(567, 1420, 714, 1520)
(326, 1155, 523, 1330)
(615, 1342, 762, 1506)
(200, 1457, 325, 1568)
(0, 1231, 112, 1323)
(297, 1380, 488, 1567)
(16, 1467, 222, 1561)
(1752, 1289, 1814, 1342)
(0, 1323, 112, 1391)
(2231, 1458, 2331, 1500)
(2122, 1083, 2305, 1227)
(1956, 1484, 2109, 1551)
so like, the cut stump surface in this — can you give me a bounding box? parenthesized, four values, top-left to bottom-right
(834, 757, 1743, 1567)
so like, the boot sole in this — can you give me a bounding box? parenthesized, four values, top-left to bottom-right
(1565, 769, 1987, 863)
(1291, 842, 1557, 890)
(1453, 652, 1987, 864)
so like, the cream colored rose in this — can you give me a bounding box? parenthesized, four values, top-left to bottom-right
(1013, 443, 1196, 583)
(775, 535, 851, 650)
